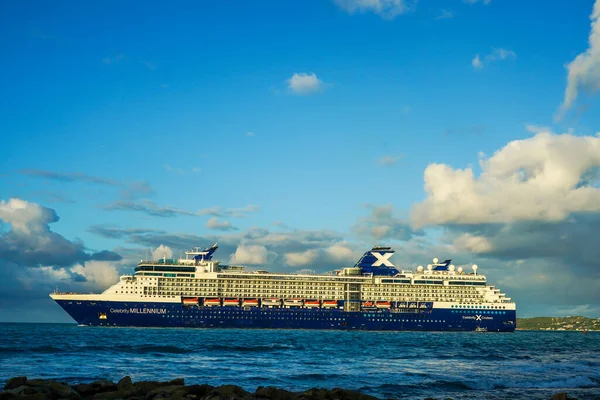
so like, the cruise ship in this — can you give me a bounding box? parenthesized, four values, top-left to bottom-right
(50, 244, 516, 331)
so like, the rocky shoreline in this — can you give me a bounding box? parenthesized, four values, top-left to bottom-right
(0, 376, 592, 400)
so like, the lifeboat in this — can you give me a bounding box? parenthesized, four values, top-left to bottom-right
(204, 298, 221, 307)
(362, 301, 375, 308)
(223, 298, 240, 306)
(375, 301, 391, 309)
(322, 300, 338, 308)
(304, 300, 320, 308)
(242, 299, 259, 307)
(283, 298, 303, 307)
(262, 298, 281, 307)
(408, 302, 418, 308)
(182, 297, 199, 305)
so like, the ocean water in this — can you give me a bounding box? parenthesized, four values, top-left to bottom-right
(0, 324, 599, 400)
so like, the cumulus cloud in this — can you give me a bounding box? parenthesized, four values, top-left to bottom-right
(70, 261, 120, 289)
(354, 204, 424, 241)
(151, 244, 173, 261)
(325, 243, 358, 264)
(206, 217, 237, 231)
(230, 245, 267, 265)
(0, 199, 122, 267)
(411, 130, 600, 228)
(452, 233, 493, 253)
(556, 0, 600, 120)
(472, 48, 516, 70)
(285, 249, 320, 267)
(287, 73, 324, 95)
(334, 0, 415, 19)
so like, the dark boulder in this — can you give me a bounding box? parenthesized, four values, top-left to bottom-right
(255, 386, 295, 400)
(330, 388, 378, 400)
(185, 384, 214, 397)
(117, 376, 133, 391)
(211, 384, 252, 400)
(3, 377, 27, 391)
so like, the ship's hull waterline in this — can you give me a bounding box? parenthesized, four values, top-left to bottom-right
(54, 299, 516, 332)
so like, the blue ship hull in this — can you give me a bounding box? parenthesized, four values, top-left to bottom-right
(54, 300, 516, 332)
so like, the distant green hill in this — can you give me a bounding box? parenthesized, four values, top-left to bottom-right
(517, 316, 600, 331)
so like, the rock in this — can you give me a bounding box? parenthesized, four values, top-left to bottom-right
(169, 378, 185, 386)
(298, 388, 331, 400)
(185, 384, 214, 397)
(255, 386, 295, 400)
(211, 385, 251, 400)
(330, 388, 378, 400)
(117, 376, 133, 391)
(147, 384, 187, 400)
(75, 379, 117, 396)
(4, 377, 27, 390)
(551, 394, 568, 400)
(48, 380, 81, 399)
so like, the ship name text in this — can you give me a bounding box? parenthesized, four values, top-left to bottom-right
(109, 308, 167, 315)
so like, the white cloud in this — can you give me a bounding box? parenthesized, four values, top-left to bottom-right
(102, 54, 125, 64)
(206, 217, 237, 231)
(472, 48, 516, 70)
(0, 198, 56, 235)
(525, 124, 552, 134)
(334, 0, 415, 19)
(285, 249, 320, 267)
(378, 154, 404, 166)
(472, 54, 483, 70)
(246, 132, 255, 137)
(164, 164, 185, 174)
(411, 130, 600, 228)
(435, 9, 455, 20)
(151, 244, 173, 261)
(325, 243, 358, 264)
(556, 0, 600, 120)
(230, 245, 267, 265)
(452, 233, 493, 253)
(70, 261, 120, 289)
(287, 73, 324, 95)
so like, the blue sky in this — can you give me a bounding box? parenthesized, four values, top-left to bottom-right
(2, 0, 600, 322)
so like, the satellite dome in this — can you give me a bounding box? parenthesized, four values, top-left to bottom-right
(449, 264, 455, 272)
(472, 264, 478, 271)
(427, 264, 433, 271)
(417, 265, 424, 272)
(457, 266, 464, 273)
(433, 257, 439, 264)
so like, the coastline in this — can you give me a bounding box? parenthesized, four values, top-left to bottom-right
(0, 376, 584, 400)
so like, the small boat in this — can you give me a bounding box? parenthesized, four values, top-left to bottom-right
(322, 300, 338, 308)
(204, 298, 221, 306)
(304, 300, 320, 308)
(408, 302, 418, 308)
(283, 298, 303, 307)
(375, 301, 391, 309)
(182, 297, 199, 305)
(262, 298, 281, 307)
(223, 298, 240, 306)
(99, 313, 107, 320)
(242, 299, 259, 307)
(362, 301, 375, 308)
(475, 327, 488, 332)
